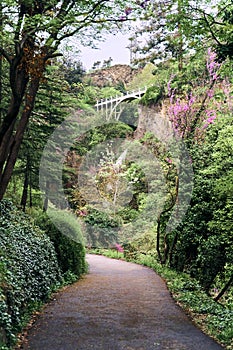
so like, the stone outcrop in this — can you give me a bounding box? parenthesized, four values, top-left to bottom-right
(135, 102, 173, 143)
(86, 64, 140, 88)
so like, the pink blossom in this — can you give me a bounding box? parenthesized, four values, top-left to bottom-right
(203, 110, 217, 128)
(125, 7, 132, 15)
(115, 243, 124, 253)
(119, 15, 127, 21)
(78, 210, 87, 217)
(206, 48, 221, 80)
(207, 89, 214, 98)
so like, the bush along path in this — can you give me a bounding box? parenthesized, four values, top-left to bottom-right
(18, 254, 225, 350)
(0, 200, 87, 349)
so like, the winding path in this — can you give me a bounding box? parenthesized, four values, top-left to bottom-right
(20, 255, 224, 350)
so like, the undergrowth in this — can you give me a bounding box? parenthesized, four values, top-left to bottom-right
(0, 201, 87, 350)
(137, 254, 232, 349)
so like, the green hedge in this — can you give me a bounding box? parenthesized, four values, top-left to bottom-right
(0, 200, 61, 348)
(34, 209, 87, 278)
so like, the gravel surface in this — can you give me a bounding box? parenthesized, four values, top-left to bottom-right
(19, 254, 224, 350)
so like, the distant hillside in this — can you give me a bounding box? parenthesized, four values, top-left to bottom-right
(86, 64, 141, 88)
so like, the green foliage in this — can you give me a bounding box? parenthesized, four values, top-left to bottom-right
(0, 200, 61, 347)
(72, 122, 133, 155)
(63, 59, 86, 88)
(116, 207, 139, 223)
(5, 62, 79, 210)
(195, 236, 227, 291)
(129, 253, 233, 349)
(99, 87, 122, 99)
(83, 207, 121, 248)
(140, 85, 164, 105)
(34, 210, 87, 277)
(127, 63, 156, 90)
(88, 248, 124, 260)
(210, 1, 233, 61)
(84, 208, 120, 229)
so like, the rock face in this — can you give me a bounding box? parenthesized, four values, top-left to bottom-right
(135, 102, 173, 143)
(87, 64, 140, 87)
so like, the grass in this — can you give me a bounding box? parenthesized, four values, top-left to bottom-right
(87, 248, 124, 260)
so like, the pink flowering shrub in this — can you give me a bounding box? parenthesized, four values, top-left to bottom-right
(167, 49, 231, 143)
(115, 243, 124, 253)
(168, 93, 197, 139)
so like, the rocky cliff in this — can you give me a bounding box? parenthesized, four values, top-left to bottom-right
(135, 102, 173, 143)
(86, 64, 140, 88)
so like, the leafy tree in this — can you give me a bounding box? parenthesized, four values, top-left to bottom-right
(202, 121, 233, 295)
(92, 61, 101, 70)
(130, 0, 233, 67)
(130, 0, 193, 68)
(188, 0, 233, 61)
(0, 0, 142, 200)
(170, 113, 233, 294)
(102, 57, 113, 68)
(20, 63, 76, 210)
(63, 59, 86, 88)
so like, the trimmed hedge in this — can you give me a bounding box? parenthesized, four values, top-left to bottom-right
(34, 209, 87, 278)
(0, 200, 61, 348)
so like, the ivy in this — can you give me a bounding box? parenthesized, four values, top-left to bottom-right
(0, 200, 61, 348)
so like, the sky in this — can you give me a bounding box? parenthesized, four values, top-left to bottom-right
(79, 32, 131, 71)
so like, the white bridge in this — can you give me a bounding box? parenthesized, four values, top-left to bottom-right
(95, 86, 148, 120)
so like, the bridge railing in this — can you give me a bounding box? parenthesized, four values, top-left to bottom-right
(95, 86, 148, 109)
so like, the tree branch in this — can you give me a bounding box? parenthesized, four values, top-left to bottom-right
(47, 0, 127, 50)
(214, 274, 233, 302)
(0, 47, 11, 63)
(203, 12, 222, 46)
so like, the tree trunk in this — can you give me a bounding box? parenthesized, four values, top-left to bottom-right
(0, 67, 29, 176)
(214, 274, 233, 302)
(29, 170, 33, 207)
(0, 77, 40, 200)
(20, 156, 30, 211)
(156, 214, 163, 264)
(0, 58, 29, 143)
(156, 176, 179, 265)
(0, 2, 2, 124)
(177, 0, 183, 72)
(43, 181, 49, 212)
(0, 58, 2, 125)
(168, 231, 179, 266)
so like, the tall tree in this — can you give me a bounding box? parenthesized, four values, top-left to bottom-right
(0, 0, 141, 200)
(16, 62, 76, 210)
(189, 0, 233, 61)
(130, 0, 233, 67)
(129, 0, 190, 67)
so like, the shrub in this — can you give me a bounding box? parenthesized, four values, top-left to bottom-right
(35, 209, 87, 277)
(83, 207, 121, 248)
(140, 85, 164, 105)
(0, 200, 61, 348)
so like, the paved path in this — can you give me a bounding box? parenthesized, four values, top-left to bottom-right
(20, 255, 224, 350)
